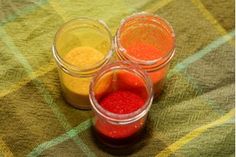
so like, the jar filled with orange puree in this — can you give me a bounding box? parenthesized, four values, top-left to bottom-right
(52, 18, 113, 109)
(115, 13, 175, 97)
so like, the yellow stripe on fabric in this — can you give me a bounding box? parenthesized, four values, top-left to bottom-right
(191, 0, 234, 45)
(0, 137, 14, 157)
(155, 109, 235, 157)
(49, 0, 69, 21)
(144, 0, 173, 13)
(0, 59, 55, 98)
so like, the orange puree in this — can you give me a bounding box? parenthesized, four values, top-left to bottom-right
(126, 42, 162, 60)
(60, 47, 104, 109)
(125, 42, 169, 96)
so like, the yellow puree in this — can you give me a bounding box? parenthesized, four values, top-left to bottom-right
(61, 46, 104, 108)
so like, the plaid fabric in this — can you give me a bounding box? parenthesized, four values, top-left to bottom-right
(0, 0, 234, 156)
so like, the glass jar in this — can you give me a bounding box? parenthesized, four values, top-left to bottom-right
(89, 61, 153, 148)
(52, 18, 113, 109)
(115, 12, 175, 97)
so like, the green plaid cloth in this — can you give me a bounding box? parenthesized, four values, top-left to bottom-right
(0, 0, 234, 156)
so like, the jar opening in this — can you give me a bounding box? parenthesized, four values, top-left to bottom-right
(52, 18, 113, 77)
(116, 13, 175, 69)
(89, 61, 153, 124)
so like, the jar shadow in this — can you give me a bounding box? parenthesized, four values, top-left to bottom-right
(90, 115, 154, 156)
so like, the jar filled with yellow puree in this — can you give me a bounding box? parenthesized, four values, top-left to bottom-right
(52, 18, 113, 109)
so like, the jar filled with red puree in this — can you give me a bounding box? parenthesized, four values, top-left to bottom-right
(89, 61, 153, 149)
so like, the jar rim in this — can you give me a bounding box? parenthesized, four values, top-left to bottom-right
(89, 61, 154, 124)
(52, 18, 114, 77)
(115, 12, 175, 69)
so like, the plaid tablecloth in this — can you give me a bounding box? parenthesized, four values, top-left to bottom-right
(0, 0, 235, 156)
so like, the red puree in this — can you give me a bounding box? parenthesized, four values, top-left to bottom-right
(99, 90, 145, 114)
(96, 90, 146, 139)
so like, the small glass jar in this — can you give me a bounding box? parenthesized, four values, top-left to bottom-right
(115, 12, 175, 96)
(52, 18, 113, 109)
(89, 61, 153, 148)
